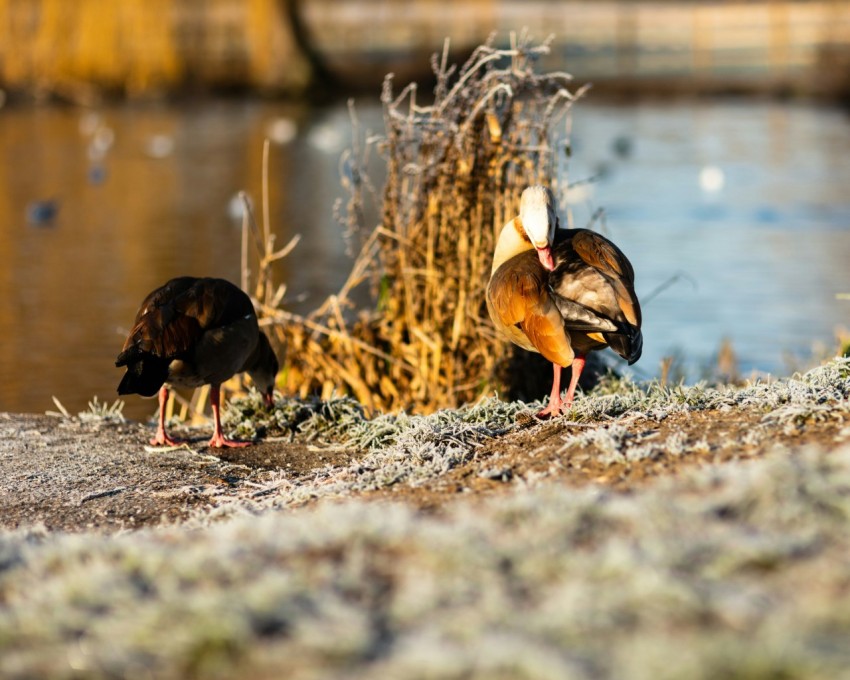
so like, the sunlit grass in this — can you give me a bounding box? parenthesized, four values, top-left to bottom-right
(212, 357, 850, 511)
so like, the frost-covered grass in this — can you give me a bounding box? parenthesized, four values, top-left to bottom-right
(77, 396, 126, 424)
(553, 358, 850, 465)
(223, 392, 529, 450)
(216, 394, 531, 510)
(229, 358, 850, 448)
(2, 360, 849, 677)
(3, 444, 850, 678)
(568, 356, 850, 424)
(214, 359, 850, 510)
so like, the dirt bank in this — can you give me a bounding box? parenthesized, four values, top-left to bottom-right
(0, 413, 359, 532)
(2, 360, 848, 532)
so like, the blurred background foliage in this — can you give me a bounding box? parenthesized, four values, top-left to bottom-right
(0, 0, 848, 102)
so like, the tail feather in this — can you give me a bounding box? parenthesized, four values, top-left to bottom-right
(605, 324, 643, 365)
(116, 356, 169, 397)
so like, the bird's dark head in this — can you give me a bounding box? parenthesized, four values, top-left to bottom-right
(246, 330, 279, 408)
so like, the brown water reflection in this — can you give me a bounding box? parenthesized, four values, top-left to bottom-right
(0, 100, 359, 419)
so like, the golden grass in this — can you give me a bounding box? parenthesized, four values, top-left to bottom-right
(0, 0, 308, 100)
(0, 0, 182, 99)
(256, 34, 588, 414)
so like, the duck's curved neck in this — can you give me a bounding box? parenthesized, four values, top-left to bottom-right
(492, 217, 533, 275)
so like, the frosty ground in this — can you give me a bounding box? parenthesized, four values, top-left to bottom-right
(1, 360, 850, 678)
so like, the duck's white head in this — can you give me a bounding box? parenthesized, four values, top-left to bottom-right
(519, 185, 558, 271)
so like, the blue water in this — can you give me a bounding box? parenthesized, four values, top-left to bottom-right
(565, 100, 850, 380)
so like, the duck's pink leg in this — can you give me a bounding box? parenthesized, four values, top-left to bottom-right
(536, 355, 587, 418)
(563, 355, 586, 408)
(208, 385, 251, 448)
(150, 386, 182, 446)
(536, 363, 564, 418)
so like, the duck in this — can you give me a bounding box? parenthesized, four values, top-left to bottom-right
(487, 185, 642, 417)
(116, 277, 279, 448)
(26, 199, 59, 226)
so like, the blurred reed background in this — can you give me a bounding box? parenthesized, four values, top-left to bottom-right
(0, 0, 310, 99)
(0, 0, 848, 101)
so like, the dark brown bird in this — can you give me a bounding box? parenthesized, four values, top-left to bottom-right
(116, 277, 279, 447)
(487, 186, 642, 417)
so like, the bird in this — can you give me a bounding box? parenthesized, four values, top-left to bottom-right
(116, 277, 279, 448)
(487, 185, 642, 417)
(26, 199, 59, 226)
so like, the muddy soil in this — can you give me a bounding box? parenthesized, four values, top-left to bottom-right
(0, 414, 359, 532)
(1, 404, 846, 533)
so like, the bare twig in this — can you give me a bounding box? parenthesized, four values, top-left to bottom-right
(643, 271, 699, 307)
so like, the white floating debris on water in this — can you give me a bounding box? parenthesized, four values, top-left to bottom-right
(145, 134, 175, 159)
(94, 126, 115, 151)
(87, 126, 115, 161)
(228, 193, 253, 222)
(78, 111, 101, 137)
(265, 117, 297, 145)
(307, 123, 345, 153)
(79, 113, 114, 162)
(699, 165, 725, 193)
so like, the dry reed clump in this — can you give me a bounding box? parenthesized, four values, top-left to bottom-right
(265, 34, 588, 414)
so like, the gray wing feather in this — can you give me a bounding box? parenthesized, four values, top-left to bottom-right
(548, 291, 619, 333)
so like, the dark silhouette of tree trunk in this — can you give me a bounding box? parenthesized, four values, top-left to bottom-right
(282, 0, 337, 90)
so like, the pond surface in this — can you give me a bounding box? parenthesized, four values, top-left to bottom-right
(567, 99, 850, 384)
(1, 97, 848, 418)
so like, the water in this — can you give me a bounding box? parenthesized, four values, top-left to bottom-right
(0, 99, 357, 419)
(1, 98, 848, 418)
(566, 100, 850, 381)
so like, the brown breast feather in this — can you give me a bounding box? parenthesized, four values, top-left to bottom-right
(488, 252, 575, 367)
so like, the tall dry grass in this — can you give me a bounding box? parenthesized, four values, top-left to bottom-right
(0, 0, 308, 99)
(258, 34, 588, 414)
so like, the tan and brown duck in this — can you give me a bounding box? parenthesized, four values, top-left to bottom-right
(116, 277, 278, 447)
(487, 186, 642, 417)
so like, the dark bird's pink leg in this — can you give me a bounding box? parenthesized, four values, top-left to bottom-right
(150, 386, 182, 446)
(208, 385, 250, 448)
